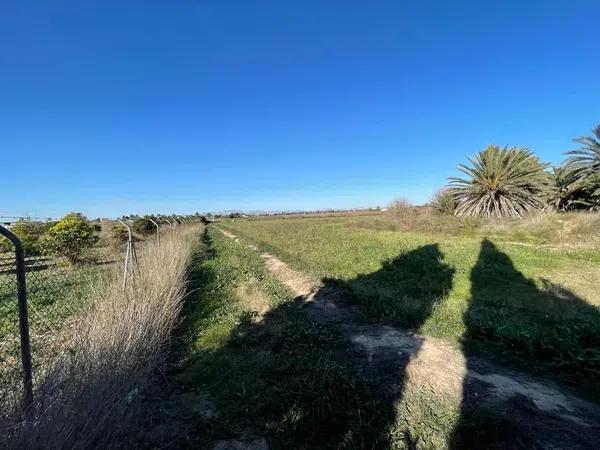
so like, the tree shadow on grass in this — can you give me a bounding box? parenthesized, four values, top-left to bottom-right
(173, 242, 455, 449)
(451, 239, 600, 449)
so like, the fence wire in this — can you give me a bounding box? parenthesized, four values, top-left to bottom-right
(0, 243, 99, 417)
(0, 250, 21, 413)
(0, 216, 177, 420)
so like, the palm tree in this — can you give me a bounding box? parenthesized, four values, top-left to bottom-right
(449, 145, 549, 218)
(562, 124, 600, 210)
(548, 166, 582, 211)
(566, 124, 600, 174)
(430, 188, 458, 215)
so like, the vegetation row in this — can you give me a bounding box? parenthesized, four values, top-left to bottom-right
(432, 123, 600, 217)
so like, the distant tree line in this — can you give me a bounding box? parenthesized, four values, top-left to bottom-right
(0, 212, 205, 263)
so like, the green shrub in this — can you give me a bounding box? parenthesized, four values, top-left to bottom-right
(110, 223, 130, 246)
(132, 216, 157, 235)
(430, 189, 458, 215)
(43, 213, 98, 263)
(0, 220, 53, 256)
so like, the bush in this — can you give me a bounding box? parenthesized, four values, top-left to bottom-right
(43, 213, 99, 263)
(430, 189, 458, 215)
(110, 223, 130, 246)
(132, 216, 157, 235)
(388, 198, 413, 219)
(0, 220, 53, 256)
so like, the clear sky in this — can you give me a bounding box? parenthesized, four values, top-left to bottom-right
(2, 1, 600, 218)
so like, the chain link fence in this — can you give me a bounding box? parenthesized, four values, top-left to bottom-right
(0, 249, 22, 412)
(0, 226, 104, 419)
(0, 215, 187, 424)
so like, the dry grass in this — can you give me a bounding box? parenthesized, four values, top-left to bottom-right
(5, 225, 201, 449)
(480, 211, 600, 248)
(343, 208, 600, 249)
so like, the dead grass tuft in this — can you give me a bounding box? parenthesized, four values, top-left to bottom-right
(481, 211, 600, 247)
(5, 225, 201, 449)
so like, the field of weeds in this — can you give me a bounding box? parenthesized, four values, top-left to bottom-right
(2, 213, 598, 449)
(170, 223, 600, 449)
(220, 212, 600, 399)
(172, 228, 464, 448)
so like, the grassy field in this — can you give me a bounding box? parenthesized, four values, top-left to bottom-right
(172, 227, 510, 449)
(219, 213, 600, 397)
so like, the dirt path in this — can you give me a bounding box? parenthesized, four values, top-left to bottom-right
(217, 228, 600, 448)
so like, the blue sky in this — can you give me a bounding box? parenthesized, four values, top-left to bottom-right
(2, 1, 599, 218)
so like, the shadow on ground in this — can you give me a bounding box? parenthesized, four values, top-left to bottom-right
(462, 239, 600, 387)
(163, 232, 600, 449)
(451, 238, 600, 449)
(168, 240, 456, 448)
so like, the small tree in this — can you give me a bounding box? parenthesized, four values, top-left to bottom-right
(449, 145, 550, 218)
(43, 213, 98, 263)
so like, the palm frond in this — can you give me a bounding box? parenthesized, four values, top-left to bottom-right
(559, 123, 600, 210)
(566, 123, 600, 173)
(448, 145, 549, 218)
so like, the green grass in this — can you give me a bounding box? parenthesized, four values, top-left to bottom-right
(0, 243, 120, 340)
(173, 228, 387, 447)
(0, 262, 101, 339)
(171, 227, 519, 449)
(219, 215, 600, 397)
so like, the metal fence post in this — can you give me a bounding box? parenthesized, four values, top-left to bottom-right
(149, 218, 160, 246)
(117, 219, 138, 292)
(0, 224, 33, 410)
